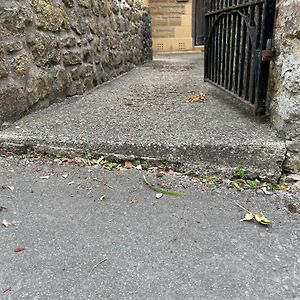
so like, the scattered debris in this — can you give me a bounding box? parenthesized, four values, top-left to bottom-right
(67, 181, 75, 185)
(97, 179, 113, 189)
(156, 193, 163, 199)
(135, 165, 143, 171)
(104, 162, 119, 170)
(14, 247, 25, 253)
(40, 175, 50, 180)
(89, 257, 108, 274)
(100, 195, 108, 201)
(131, 196, 138, 204)
(240, 212, 254, 222)
(124, 160, 134, 169)
(2, 287, 12, 294)
(0, 206, 8, 212)
(261, 187, 272, 195)
(160, 182, 172, 189)
(2, 220, 18, 227)
(143, 175, 187, 196)
(187, 92, 206, 103)
(287, 203, 300, 214)
(167, 169, 174, 176)
(2, 220, 9, 227)
(62, 174, 68, 179)
(234, 200, 272, 225)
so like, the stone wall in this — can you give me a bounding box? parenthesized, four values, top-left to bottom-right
(269, 0, 300, 140)
(268, 0, 300, 173)
(0, 0, 152, 125)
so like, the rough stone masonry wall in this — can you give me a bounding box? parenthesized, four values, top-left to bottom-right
(269, 0, 300, 173)
(0, 0, 152, 125)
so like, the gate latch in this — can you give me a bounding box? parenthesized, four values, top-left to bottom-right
(261, 39, 277, 61)
(261, 50, 277, 61)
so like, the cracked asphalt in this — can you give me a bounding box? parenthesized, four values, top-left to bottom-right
(0, 157, 299, 299)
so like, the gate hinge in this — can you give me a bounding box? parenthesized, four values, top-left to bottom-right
(261, 50, 277, 61)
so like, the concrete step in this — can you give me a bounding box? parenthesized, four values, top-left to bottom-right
(0, 53, 286, 181)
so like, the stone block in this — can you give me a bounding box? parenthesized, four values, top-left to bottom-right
(62, 0, 75, 8)
(63, 50, 82, 66)
(283, 141, 300, 174)
(12, 54, 29, 76)
(26, 72, 51, 105)
(77, 0, 91, 8)
(28, 0, 68, 32)
(0, 7, 32, 35)
(0, 64, 9, 79)
(71, 65, 85, 80)
(61, 36, 77, 48)
(6, 41, 23, 53)
(27, 32, 61, 67)
(0, 85, 27, 123)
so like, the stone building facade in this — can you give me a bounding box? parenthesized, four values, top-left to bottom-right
(0, 0, 152, 126)
(142, 0, 205, 52)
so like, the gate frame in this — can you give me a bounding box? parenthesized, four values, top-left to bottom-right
(204, 0, 277, 115)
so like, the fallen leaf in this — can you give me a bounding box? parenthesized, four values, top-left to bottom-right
(230, 181, 241, 190)
(131, 196, 138, 204)
(143, 175, 187, 196)
(255, 213, 272, 225)
(124, 161, 134, 169)
(156, 193, 163, 199)
(240, 212, 254, 222)
(272, 184, 289, 191)
(187, 93, 206, 103)
(104, 162, 118, 170)
(14, 247, 25, 253)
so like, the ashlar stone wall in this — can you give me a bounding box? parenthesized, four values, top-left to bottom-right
(0, 0, 152, 125)
(269, 0, 300, 173)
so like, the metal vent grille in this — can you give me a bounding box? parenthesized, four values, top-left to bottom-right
(178, 42, 186, 50)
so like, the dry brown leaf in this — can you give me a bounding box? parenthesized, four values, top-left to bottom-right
(187, 93, 206, 103)
(124, 161, 134, 169)
(130, 196, 138, 204)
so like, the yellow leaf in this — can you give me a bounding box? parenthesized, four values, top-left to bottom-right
(255, 213, 272, 225)
(240, 212, 254, 222)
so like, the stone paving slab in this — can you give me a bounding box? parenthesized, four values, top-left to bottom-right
(0, 53, 286, 179)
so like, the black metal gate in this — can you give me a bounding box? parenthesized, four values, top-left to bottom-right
(204, 0, 277, 115)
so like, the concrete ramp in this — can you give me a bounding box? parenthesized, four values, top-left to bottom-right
(0, 53, 286, 180)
